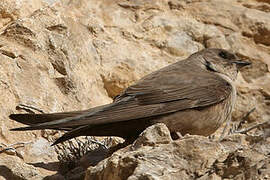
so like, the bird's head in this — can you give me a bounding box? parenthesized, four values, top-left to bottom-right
(197, 48, 251, 81)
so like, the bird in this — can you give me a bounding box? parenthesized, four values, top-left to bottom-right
(9, 48, 250, 145)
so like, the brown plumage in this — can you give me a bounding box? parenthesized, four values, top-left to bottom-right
(9, 48, 250, 145)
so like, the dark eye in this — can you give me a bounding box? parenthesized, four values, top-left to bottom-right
(218, 51, 228, 59)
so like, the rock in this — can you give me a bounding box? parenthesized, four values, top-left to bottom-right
(85, 123, 270, 180)
(0, 0, 49, 28)
(0, 154, 44, 180)
(132, 123, 172, 148)
(242, 1, 270, 13)
(166, 31, 203, 56)
(206, 35, 231, 50)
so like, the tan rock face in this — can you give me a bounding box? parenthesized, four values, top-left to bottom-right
(0, 154, 44, 180)
(85, 123, 270, 180)
(0, 0, 269, 179)
(0, 0, 48, 28)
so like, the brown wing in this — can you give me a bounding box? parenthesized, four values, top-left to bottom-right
(120, 75, 231, 106)
(10, 60, 232, 131)
(116, 59, 232, 106)
(9, 106, 106, 130)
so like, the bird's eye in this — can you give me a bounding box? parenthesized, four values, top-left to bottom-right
(218, 51, 228, 59)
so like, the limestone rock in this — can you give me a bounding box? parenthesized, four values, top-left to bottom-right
(0, 154, 44, 180)
(0, 0, 50, 28)
(132, 123, 173, 147)
(85, 123, 270, 180)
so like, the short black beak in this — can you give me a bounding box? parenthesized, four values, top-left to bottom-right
(232, 60, 251, 69)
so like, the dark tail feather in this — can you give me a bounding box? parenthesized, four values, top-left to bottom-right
(10, 114, 50, 125)
(9, 112, 82, 125)
(51, 119, 149, 145)
(9, 110, 94, 131)
(10, 126, 69, 131)
(52, 125, 91, 146)
(9, 113, 80, 131)
(9, 106, 108, 131)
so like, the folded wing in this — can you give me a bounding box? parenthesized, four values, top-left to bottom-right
(10, 60, 232, 144)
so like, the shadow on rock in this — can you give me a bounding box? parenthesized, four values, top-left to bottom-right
(0, 165, 26, 180)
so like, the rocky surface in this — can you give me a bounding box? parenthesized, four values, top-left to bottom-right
(85, 123, 270, 180)
(0, 0, 269, 179)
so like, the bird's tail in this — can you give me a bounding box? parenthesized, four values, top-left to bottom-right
(51, 125, 91, 145)
(9, 104, 109, 131)
(9, 112, 80, 125)
(9, 111, 87, 131)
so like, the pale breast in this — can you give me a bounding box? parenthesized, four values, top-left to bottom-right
(153, 75, 237, 136)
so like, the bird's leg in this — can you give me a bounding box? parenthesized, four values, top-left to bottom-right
(231, 108, 257, 134)
(219, 117, 232, 141)
(234, 108, 256, 133)
(219, 108, 256, 141)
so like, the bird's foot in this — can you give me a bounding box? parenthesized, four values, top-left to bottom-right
(219, 108, 256, 141)
(231, 108, 256, 134)
(234, 120, 270, 139)
(220, 108, 270, 140)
